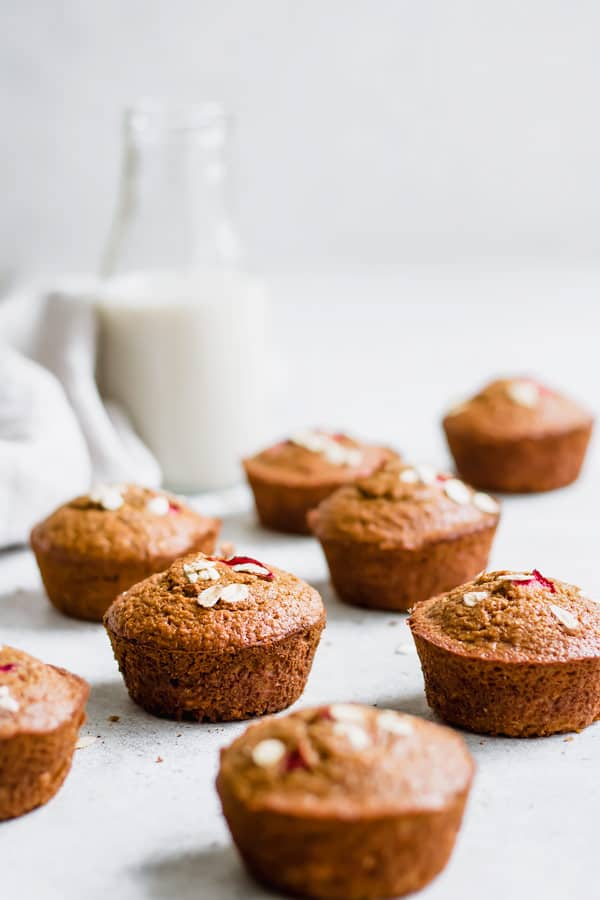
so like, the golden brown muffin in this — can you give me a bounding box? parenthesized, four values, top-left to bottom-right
(409, 569, 600, 736)
(0, 645, 89, 820)
(31, 483, 221, 622)
(104, 553, 326, 721)
(442, 377, 593, 492)
(243, 430, 396, 534)
(217, 703, 474, 900)
(309, 460, 499, 612)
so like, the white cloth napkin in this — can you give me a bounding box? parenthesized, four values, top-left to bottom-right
(0, 279, 161, 548)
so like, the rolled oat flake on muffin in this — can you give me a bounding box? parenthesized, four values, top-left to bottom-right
(0, 685, 19, 713)
(549, 604, 579, 634)
(506, 380, 540, 407)
(89, 483, 124, 510)
(251, 738, 287, 767)
(197, 583, 250, 608)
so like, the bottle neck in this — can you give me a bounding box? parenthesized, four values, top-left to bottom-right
(101, 105, 242, 277)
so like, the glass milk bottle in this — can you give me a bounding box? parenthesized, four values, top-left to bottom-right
(97, 101, 269, 492)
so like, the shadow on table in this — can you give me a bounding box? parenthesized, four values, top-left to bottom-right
(0, 587, 94, 632)
(138, 845, 283, 900)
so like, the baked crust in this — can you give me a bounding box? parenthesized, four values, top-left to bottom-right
(443, 378, 593, 492)
(243, 432, 395, 534)
(104, 553, 326, 721)
(409, 569, 600, 736)
(30, 484, 220, 621)
(309, 460, 500, 611)
(217, 704, 474, 899)
(0, 646, 89, 820)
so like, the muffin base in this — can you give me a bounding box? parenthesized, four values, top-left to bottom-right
(0, 670, 88, 820)
(443, 422, 593, 493)
(105, 621, 325, 721)
(218, 781, 471, 900)
(412, 634, 600, 737)
(245, 470, 341, 535)
(315, 525, 497, 612)
(32, 523, 220, 622)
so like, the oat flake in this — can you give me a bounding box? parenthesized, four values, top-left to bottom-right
(472, 492, 499, 514)
(328, 704, 367, 724)
(146, 495, 170, 516)
(75, 735, 97, 749)
(549, 604, 580, 634)
(444, 479, 471, 505)
(507, 381, 539, 408)
(252, 739, 286, 767)
(184, 559, 219, 584)
(231, 562, 271, 577)
(0, 685, 19, 713)
(332, 721, 371, 750)
(197, 583, 249, 608)
(89, 484, 124, 511)
(378, 710, 414, 736)
(399, 468, 419, 484)
(463, 590, 489, 607)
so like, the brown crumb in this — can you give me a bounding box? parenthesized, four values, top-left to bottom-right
(563, 736, 574, 743)
(156, 756, 164, 763)
(108, 715, 120, 723)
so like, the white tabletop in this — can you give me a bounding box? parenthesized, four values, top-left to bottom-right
(2, 267, 599, 899)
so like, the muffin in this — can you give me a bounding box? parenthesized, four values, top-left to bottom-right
(308, 459, 500, 612)
(409, 569, 600, 736)
(442, 377, 593, 493)
(243, 430, 395, 534)
(217, 703, 474, 900)
(104, 553, 326, 721)
(0, 644, 89, 820)
(31, 483, 221, 622)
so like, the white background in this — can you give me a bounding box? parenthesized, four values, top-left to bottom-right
(2, 1, 600, 278)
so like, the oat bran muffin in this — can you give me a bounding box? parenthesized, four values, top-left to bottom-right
(104, 553, 325, 721)
(442, 377, 593, 492)
(217, 703, 474, 900)
(243, 430, 396, 534)
(31, 483, 221, 622)
(409, 569, 600, 736)
(0, 645, 89, 820)
(308, 460, 500, 612)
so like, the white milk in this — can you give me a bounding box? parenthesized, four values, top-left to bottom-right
(96, 270, 269, 492)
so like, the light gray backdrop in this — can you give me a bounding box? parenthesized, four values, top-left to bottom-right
(1, 0, 600, 279)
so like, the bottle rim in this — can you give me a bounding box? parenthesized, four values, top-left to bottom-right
(124, 99, 231, 142)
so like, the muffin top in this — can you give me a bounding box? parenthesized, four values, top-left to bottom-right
(218, 703, 474, 818)
(443, 377, 593, 440)
(243, 430, 395, 487)
(308, 459, 499, 550)
(0, 645, 89, 740)
(30, 484, 219, 563)
(104, 552, 325, 652)
(409, 569, 600, 663)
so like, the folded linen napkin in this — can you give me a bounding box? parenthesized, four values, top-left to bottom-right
(0, 279, 161, 547)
